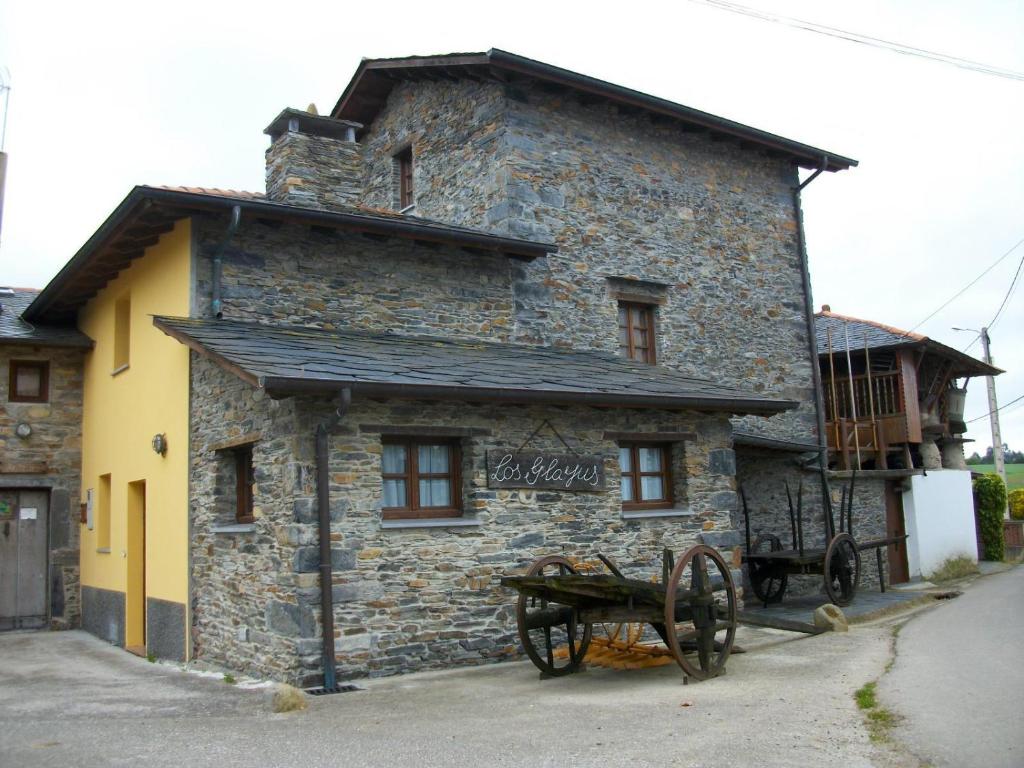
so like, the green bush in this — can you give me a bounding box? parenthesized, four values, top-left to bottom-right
(973, 474, 1006, 561)
(1009, 488, 1024, 521)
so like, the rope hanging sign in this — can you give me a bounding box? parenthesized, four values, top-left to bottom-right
(486, 419, 606, 491)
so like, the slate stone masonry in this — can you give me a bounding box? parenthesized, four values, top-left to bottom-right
(190, 355, 742, 684)
(1, 345, 84, 629)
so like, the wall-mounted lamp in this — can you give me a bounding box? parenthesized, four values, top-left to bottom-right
(15, 422, 32, 438)
(152, 433, 168, 456)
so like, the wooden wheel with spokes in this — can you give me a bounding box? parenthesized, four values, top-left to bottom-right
(515, 555, 593, 677)
(749, 533, 788, 605)
(662, 545, 737, 681)
(824, 532, 861, 606)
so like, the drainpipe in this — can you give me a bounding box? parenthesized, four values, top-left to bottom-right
(316, 387, 352, 692)
(210, 205, 241, 318)
(793, 156, 834, 507)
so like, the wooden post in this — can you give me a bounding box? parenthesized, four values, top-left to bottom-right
(843, 322, 861, 468)
(864, 333, 885, 469)
(826, 328, 842, 463)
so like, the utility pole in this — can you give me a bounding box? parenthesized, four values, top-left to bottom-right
(979, 327, 1009, 517)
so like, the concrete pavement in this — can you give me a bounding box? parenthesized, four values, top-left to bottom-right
(0, 622, 906, 768)
(879, 565, 1023, 768)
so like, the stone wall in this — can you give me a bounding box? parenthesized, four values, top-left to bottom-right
(189, 355, 742, 684)
(265, 129, 362, 209)
(359, 79, 510, 224)
(356, 77, 819, 445)
(191, 214, 516, 343)
(0, 344, 84, 629)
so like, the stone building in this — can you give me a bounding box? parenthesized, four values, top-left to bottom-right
(22, 50, 859, 684)
(1, 287, 90, 630)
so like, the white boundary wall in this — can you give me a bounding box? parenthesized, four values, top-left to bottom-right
(902, 470, 977, 579)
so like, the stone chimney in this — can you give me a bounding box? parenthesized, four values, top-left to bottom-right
(264, 108, 364, 210)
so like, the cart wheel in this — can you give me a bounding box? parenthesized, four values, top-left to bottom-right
(748, 533, 788, 605)
(515, 555, 593, 677)
(824, 532, 861, 606)
(663, 545, 737, 681)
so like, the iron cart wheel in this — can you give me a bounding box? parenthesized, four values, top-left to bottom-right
(748, 533, 788, 605)
(515, 555, 593, 676)
(824, 532, 862, 606)
(663, 545, 738, 681)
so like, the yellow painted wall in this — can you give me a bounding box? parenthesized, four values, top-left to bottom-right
(79, 219, 192, 651)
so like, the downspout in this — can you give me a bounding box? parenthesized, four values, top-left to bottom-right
(316, 387, 352, 692)
(794, 156, 833, 506)
(210, 205, 241, 318)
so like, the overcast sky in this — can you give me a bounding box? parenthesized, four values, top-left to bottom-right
(1, 0, 1021, 455)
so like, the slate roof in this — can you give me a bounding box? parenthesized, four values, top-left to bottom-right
(0, 288, 92, 347)
(154, 316, 797, 415)
(815, 309, 1000, 377)
(733, 431, 823, 453)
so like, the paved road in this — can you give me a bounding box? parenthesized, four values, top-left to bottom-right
(0, 622, 902, 768)
(879, 566, 1024, 768)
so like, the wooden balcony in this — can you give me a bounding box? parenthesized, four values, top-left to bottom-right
(824, 371, 914, 470)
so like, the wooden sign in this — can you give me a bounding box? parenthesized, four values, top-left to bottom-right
(487, 450, 605, 491)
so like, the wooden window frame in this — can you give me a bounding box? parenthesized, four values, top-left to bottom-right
(381, 437, 462, 520)
(233, 445, 255, 524)
(619, 442, 673, 510)
(396, 147, 414, 210)
(618, 301, 657, 364)
(9, 360, 50, 403)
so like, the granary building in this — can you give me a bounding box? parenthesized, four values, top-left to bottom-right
(12, 50, 858, 684)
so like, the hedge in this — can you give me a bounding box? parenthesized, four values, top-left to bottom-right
(1010, 488, 1024, 521)
(973, 474, 1006, 561)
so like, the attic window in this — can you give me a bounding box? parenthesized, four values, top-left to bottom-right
(395, 148, 414, 210)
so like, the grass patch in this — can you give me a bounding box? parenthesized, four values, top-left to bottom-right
(928, 555, 980, 583)
(854, 681, 900, 742)
(855, 681, 878, 709)
(970, 463, 1024, 491)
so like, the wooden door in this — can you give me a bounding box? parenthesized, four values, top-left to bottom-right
(0, 489, 50, 630)
(125, 481, 147, 653)
(884, 480, 909, 585)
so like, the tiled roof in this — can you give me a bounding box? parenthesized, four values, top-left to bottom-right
(0, 288, 92, 347)
(157, 185, 266, 200)
(154, 316, 797, 415)
(815, 309, 1000, 377)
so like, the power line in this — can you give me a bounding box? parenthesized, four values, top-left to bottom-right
(988, 248, 1024, 331)
(903, 235, 1024, 337)
(960, 242, 1024, 353)
(689, 0, 1024, 82)
(967, 392, 1024, 424)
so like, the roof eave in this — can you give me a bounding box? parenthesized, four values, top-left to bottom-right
(258, 374, 797, 415)
(26, 186, 553, 323)
(333, 49, 857, 172)
(0, 335, 94, 349)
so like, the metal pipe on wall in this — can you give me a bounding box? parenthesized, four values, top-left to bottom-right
(316, 387, 352, 692)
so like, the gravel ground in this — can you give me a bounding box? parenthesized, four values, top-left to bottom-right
(0, 616, 920, 768)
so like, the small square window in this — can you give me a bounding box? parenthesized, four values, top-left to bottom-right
(619, 443, 672, 509)
(395, 148, 414, 210)
(9, 360, 49, 403)
(381, 438, 461, 519)
(618, 302, 656, 364)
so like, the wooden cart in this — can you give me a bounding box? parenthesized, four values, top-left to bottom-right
(501, 545, 737, 681)
(741, 472, 907, 607)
